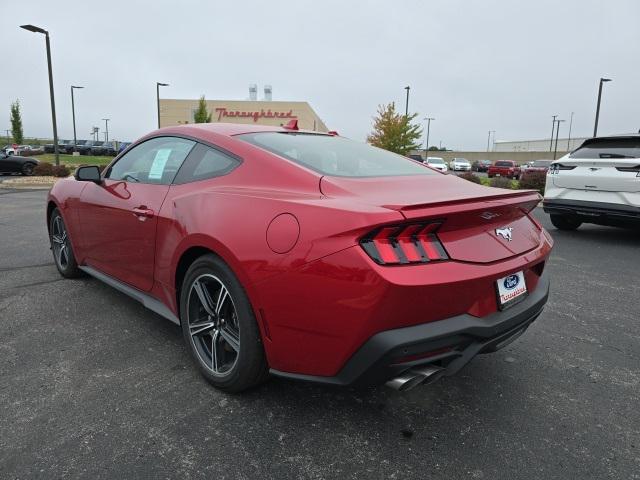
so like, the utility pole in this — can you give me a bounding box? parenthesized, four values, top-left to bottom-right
(157, 82, 169, 128)
(404, 86, 410, 117)
(553, 119, 565, 160)
(549, 115, 558, 152)
(593, 77, 612, 137)
(567, 111, 574, 150)
(102, 118, 110, 142)
(424, 117, 434, 156)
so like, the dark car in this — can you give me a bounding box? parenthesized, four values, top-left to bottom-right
(473, 159, 492, 172)
(0, 151, 39, 176)
(487, 160, 521, 179)
(63, 140, 88, 154)
(407, 154, 424, 162)
(90, 141, 113, 156)
(77, 140, 103, 155)
(44, 139, 70, 154)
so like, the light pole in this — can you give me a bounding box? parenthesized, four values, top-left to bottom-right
(567, 111, 574, 150)
(424, 117, 434, 156)
(553, 119, 565, 160)
(593, 77, 611, 137)
(404, 86, 410, 117)
(549, 115, 558, 152)
(157, 82, 169, 128)
(21, 24, 59, 165)
(102, 118, 110, 142)
(487, 130, 495, 152)
(71, 86, 83, 153)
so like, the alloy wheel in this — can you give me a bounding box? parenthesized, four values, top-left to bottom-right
(187, 274, 240, 376)
(51, 215, 70, 270)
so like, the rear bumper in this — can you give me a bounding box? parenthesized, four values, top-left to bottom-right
(271, 270, 549, 387)
(543, 199, 640, 225)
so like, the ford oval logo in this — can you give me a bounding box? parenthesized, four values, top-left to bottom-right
(503, 275, 519, 290)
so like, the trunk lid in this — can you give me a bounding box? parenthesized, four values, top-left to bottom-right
(552, 156, 640, 193)
(320, 175, 542, 264)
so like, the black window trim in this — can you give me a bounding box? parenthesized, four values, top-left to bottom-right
(103, 134, 243, 184)
(172, 142, 242, 185)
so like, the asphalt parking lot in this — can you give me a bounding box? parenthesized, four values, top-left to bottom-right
(1, 188, 638, 479)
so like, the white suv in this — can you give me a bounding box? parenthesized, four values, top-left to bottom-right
(543, 135, 640, 230)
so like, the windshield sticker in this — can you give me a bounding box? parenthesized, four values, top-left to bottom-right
(148, 149, 171, 179)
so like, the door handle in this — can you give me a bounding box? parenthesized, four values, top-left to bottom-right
(132, 206, 154, 218)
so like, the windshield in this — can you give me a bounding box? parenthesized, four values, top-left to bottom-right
(495, 161, 513, 167)
(570, 138, 640, 159)
(427, 158, 444, 164)
(238, 132, 437, 178)
(531, 160, 551, 167)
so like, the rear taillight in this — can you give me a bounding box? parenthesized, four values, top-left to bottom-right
(360, 222, 449, 265)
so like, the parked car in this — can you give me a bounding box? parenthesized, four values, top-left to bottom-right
(63, 140, 88, 154)
(543, 135, 640, 230)
(425, 156, 448, 172)
(472, 159, 492, 172)
(407, 154, 424, 162)
(17, 145, 44, 156)
(77, 140, 103, 155)
(44, 140, 70, 153)
(0, 151, 39, 175)
(90, 141, 117, 156)
(449, 158, 471, 171)
(47, 123, 552, 392)
(488, 160, 521, 179)
(521, 160, 552, 179)
(118, 142, 131, 154)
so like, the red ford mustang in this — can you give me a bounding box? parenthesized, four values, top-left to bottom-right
(47, 123, 552, 392)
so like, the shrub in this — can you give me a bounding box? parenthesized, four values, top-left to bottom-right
(33, 162, 54, 176)
(458, 172, 482, 184)
(518, 171, 546, 194)
(489, 176, 514, 189)
(52, 164, 71, 178)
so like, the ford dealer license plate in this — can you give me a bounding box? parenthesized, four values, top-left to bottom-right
(497, 271, 527, 310)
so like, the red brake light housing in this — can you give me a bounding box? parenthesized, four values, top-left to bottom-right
(360, 222, 449, 265)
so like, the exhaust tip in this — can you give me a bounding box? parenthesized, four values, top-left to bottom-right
(386, 365, 445, 391)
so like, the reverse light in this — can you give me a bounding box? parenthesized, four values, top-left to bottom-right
(360, 222, 449, 265)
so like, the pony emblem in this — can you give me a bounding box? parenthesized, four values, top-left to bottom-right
(495, 227, 513, 241)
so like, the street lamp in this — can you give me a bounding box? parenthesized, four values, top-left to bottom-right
(593, 77, 612, 137)
(71, 86, 83, 153)
(21, 24, 59, 165)
(549, 115, 558, 152)
(424, 117, 435, 156)
(553, 119, 565, 160)
(404, 86, 410, 117)
(156, 82, 169, 128)
(102, 118, 110, 142)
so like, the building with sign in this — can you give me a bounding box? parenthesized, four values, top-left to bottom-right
(159, 98, 329, 132)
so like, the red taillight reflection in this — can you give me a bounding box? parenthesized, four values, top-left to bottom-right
(360, 222, 449, 265)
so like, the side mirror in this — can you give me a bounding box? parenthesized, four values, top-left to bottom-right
(75, 165, 102, 183)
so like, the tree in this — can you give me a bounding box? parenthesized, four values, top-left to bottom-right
(10, 100, 23, 144)
(193, 95, 212, 123)
(367, 102, 422, 156)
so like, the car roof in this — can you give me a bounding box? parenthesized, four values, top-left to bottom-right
(579, 135, 640, 146)
(155, 122, 324, 138)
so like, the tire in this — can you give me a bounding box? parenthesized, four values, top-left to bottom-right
(488, 174, 493, 178)
(180, 254, 269, 392)
(49, 208, 83, 278)
(21, 163, 35, 176)
(550, 214, 582, 231)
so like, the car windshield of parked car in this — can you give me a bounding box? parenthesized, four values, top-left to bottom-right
(238, 132, 436, 177)
(531, 160, 551, 167)
(427, 157, 444, 164)
(570, 138, 640, 159)
(495, 161, 512, 167)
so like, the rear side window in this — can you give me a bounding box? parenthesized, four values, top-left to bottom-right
(173, 143, 240, 184)
(570, 138, 640, 159)
(106, 136, 196, 185)
(238, 132, 436, 178)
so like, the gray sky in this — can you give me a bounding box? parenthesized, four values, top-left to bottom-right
(3, 0, 639, 150)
